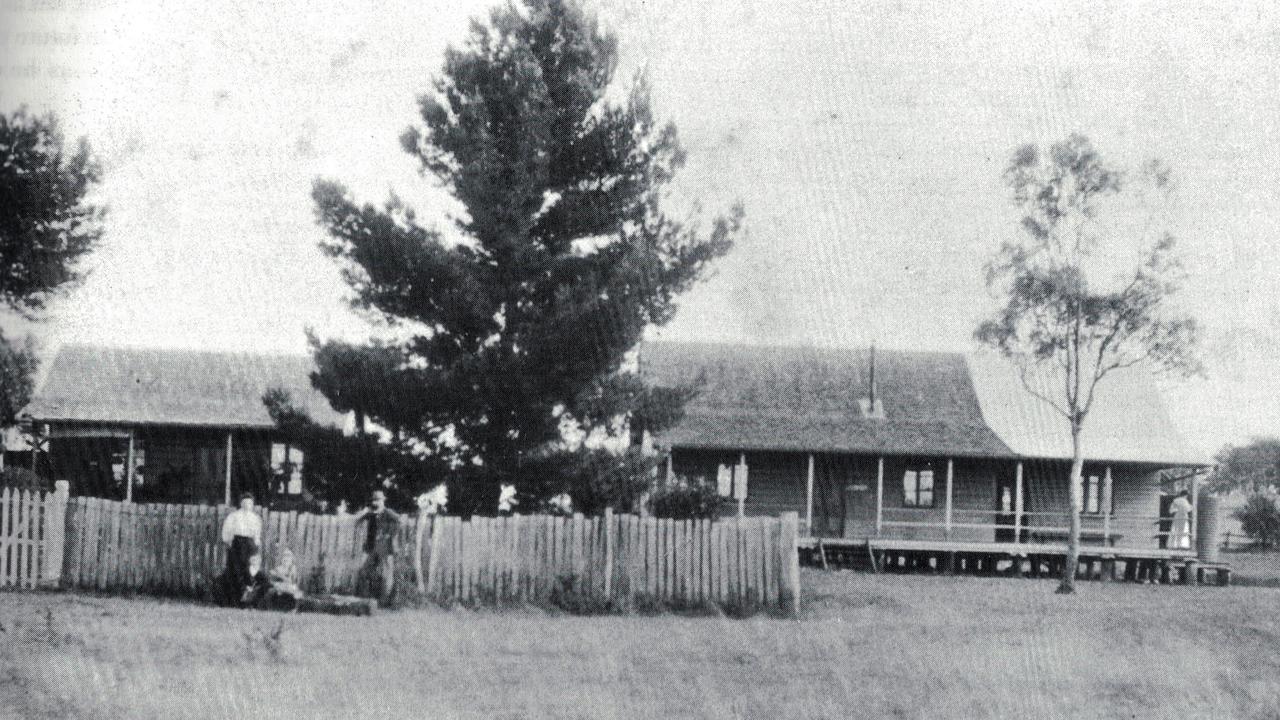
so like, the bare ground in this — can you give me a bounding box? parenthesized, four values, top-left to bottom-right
(3, 568, 1279, 720)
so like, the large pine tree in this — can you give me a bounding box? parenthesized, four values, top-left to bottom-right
(0, 108, 104, 426)
(309, 0, 739, 513)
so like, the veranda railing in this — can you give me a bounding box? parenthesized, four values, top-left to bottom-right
(877, 506, 1193, 549)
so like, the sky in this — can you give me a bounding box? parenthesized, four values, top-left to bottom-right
(1, 0, 1278, 455)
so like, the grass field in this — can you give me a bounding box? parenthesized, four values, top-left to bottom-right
(1222, 549, 1280, 587)
(5, 568, 1279, 720)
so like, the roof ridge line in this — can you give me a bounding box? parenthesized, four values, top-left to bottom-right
(55, 343, 315, 360)
(641, 339, 966, 358)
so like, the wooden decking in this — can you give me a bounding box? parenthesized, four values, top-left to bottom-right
(797, 536, 1228, 585)
(800, 535, 1192, 558)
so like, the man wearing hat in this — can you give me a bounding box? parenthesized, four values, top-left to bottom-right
(220, 492, 263, 606)
(353, 490, 402, 605)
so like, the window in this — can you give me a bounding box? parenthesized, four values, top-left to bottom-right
(902, 467, 934, 507)
(1085, 475, 1101, 514)
(716, 461, 749, 499)
(111, 441, 146, 488)
(270, 443, 304, 495)
(716, 464, 732, 497)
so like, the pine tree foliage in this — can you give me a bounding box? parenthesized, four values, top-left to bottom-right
(0, 332, 37, 426)
(308, 0, 739, 513)
(0, 108, 104, 427)
(0, 107, 103, 316)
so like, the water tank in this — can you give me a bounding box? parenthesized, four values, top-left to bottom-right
(1196, 491, 1220, 563)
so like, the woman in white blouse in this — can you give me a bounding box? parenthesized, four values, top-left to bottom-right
(1169, 490, 1193, 550)
(220, 493, 262, 605)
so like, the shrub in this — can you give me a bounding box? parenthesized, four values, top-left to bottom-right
(1233, 493, 1280, 548)
(0, 466, 49, 492)
(547, 575, 615, 615)
(544, 577, 727, 618)
(648, 477, 722, 520)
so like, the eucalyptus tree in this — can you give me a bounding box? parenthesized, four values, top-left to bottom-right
(977, 134, 1200, 593)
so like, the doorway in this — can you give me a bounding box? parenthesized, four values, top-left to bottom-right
(812, 454, 846, 538)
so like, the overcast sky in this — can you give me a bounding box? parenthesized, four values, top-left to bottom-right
(2, 0, 1278, 454)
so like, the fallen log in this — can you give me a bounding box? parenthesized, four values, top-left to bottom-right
(297, 594, 377, 617)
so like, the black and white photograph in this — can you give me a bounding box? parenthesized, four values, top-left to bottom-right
(2, 1, 1279, 718)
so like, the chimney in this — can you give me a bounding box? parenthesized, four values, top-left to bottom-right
(860, 343, 884, 419)
(868, 343, 876, 411)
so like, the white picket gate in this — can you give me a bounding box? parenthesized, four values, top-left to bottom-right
(0, 482, 69, 589)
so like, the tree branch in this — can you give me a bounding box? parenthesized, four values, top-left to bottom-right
(1016, 362, 1072, 420)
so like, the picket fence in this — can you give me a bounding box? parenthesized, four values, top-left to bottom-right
(60, 497, 801, 614)
(418, 510, 801, 613)
(0, 483, 68, 589)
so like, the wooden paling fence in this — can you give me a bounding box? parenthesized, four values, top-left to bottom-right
(0, 483, 68, 589)
(59, 497, 801, 615)
(419, 510, 801, 614)
(61, 498, 397, 597)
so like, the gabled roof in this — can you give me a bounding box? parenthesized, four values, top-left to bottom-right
(641, 341, 1206, 467)
(639, 342, 1016, 459)
(966, 352, 1209, 467)
(23, 345, 346, 430)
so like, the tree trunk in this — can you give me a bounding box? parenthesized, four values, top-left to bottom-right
(1058, 426, 1084, 594)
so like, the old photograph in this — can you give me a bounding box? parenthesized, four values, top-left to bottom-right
(2, 1, 1279, 718)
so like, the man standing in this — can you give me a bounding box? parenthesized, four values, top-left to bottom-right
(220, 492, 262, 606)
(353, 490, 401, 605)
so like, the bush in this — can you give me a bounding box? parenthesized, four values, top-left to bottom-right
(648, 478, 722, 520)
(1233, 493, 1280, 548)
(519, 446, 657, 517)
(547, 575, 616, 615)
(544, 576, 729, 618)
(0, 466, 49, 492)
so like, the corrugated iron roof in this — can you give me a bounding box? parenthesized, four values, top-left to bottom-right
(966, 352, 1209, 467)
(642, 341, 1205, 466)
(640, 342, 1016, 458)
(23, 345, 346, 430)
(23, 342, 1205, 466)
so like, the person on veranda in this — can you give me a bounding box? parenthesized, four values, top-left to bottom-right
(220, 492, 263, 606)
(1169, 489, 1194, 550)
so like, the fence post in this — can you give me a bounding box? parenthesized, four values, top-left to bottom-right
(430, 516, 448, 599)
(414, 513, 429, 595)
(603, 508, 614, 600)
(40, 480, 70, 588)
(779, 511, 800, 617)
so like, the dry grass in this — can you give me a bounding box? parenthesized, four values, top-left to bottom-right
(1223, 550, 1280, 587)
(4, 570, 1279, 720)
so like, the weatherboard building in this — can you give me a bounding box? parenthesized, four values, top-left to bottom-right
(23, 341, 1215, 569)
(22, 345, 347, 506)
(639, 342, 1213, 565)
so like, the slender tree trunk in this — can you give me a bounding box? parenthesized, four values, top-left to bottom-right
(1058, 425, 1084, 594)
